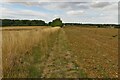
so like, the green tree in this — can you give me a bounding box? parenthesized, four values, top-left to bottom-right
(51, 18, 63, 27)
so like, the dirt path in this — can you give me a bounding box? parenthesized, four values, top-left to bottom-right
(41, 28, 86, 78)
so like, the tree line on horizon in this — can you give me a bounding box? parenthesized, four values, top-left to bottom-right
(1, 18, 119, 28)
(1, 18, 63, 27)
(1, 19, 47, 26)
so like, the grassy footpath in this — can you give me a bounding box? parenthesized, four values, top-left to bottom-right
(41, 28, 87, 78)
(19, 28, 87, 78)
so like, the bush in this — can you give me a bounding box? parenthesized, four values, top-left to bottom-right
(50, 18, 63, 27)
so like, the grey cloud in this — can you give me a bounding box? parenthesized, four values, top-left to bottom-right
(76, 3, 89, 9)
(3, 0, 31, 2)
(3, 0, 92, 2)
(91, 2, 111, 8)
(40, 2, 90, 11)
(5, 2, 114, 10)
(8, 2, 89, 10)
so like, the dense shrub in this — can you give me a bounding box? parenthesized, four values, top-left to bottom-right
(50, 18, 63, 27)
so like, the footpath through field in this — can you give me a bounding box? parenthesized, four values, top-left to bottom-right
(41, 28, 86, 78)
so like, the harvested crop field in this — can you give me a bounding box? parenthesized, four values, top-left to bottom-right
(1, 26, 118, 78)
(64, 26, 118, 78)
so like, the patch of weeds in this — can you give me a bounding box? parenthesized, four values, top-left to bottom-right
(79, 69, 87, 78)
(27, 46, 43, 78)
(71, 63, 87, 78)
(75, 64, 87, 78)
(32, 46, 42, 63)
(28, 65, 41, 78)
(47, 33, 58, 52)
(59, 33, 70, 51)
(50, 72, 64, 78)
(97, 65, 109, 78)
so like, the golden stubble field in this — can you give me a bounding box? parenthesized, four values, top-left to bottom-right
(1, 26, 118, 78)
(64, 26, 118, 78)
(0, 27, 2, 78)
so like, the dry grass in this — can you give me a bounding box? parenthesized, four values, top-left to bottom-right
(2, 26, 60, 78)
(2, 26, 47, 30)
(0, 27, 2, 78)
(64, 26, 118, 78)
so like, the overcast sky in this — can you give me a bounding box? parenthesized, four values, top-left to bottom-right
(0, 0, 119, 24)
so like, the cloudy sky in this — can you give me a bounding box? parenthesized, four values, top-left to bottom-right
(0, 0, 119, 24)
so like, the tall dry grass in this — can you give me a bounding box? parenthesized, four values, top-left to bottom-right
(0, 27, 2, 78)
(2, 27, 60, 77)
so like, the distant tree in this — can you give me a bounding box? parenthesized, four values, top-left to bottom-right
(48, 22, 52, 26)
(51, 18, 63, 27)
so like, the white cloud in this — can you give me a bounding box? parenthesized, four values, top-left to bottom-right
(67, 10, 84, 15)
